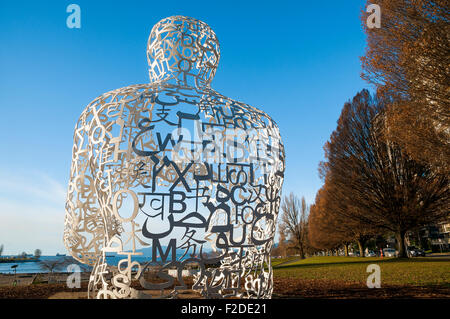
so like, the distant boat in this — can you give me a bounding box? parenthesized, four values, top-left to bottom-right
(56, 253, 66, 257)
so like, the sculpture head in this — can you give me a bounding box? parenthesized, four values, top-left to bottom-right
(147, 16, 220, 87)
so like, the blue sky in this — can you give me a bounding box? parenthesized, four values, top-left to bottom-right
(0, 0, 369, 255)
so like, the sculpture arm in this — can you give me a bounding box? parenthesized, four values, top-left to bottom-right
(64, 85, 148, 264)
(63, 109, 105, 265)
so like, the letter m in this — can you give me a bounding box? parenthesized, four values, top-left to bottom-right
(152, 238, 176, 262)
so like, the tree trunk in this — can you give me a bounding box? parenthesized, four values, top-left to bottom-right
(357, 240, 365, 257)
(344, 243, 349, 257)
(299, 245, 305, 259)
(396, 230, 408, 258)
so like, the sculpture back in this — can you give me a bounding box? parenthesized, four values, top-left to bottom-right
(64, 16, 285, 299)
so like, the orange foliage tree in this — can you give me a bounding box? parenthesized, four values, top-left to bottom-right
(319, 89, 449, 258)
(361, 0, 449, 173)
(309, 182, 376, 257)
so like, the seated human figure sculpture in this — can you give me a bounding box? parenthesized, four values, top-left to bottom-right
(63, 15, 285, 299)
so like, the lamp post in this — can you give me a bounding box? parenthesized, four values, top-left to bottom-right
(11, 264, 18, 286)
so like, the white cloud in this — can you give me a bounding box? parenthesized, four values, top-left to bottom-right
(0, 171, 66, 255)
(0, 170, 66, 206)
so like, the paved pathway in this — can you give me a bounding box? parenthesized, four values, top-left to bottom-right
(273, 257, 303, 268)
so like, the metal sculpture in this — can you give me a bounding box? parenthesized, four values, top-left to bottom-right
(63, 15, 285, 299)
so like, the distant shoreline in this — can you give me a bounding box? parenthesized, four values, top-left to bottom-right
(0, 256, 83, 274)
(0, 258, 40, 264)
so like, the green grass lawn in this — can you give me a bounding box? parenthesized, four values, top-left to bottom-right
(272, 256, 450, 287)
(271, 256, 300, 267)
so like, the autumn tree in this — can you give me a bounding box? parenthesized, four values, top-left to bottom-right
(320, 89, 449, 258)
(276, 222, 289, 257)
(279, 193, 309, 259)
(361, 0, 449, 173)
(309, 183, 376, 257)
(309, 186, 347, 254)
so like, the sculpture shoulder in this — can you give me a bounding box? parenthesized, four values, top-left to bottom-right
(69, 84, 154, 158)
(77, 82, 197, 125)
(74, 84, 282, 141)
(208, 89, 282, 134)
(79, 84, 155, 121)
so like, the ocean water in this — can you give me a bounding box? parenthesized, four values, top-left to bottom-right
(0, 256, 72, 274)
(0, 252, 193, 274)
